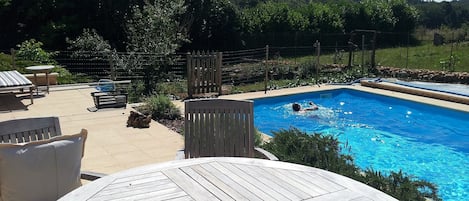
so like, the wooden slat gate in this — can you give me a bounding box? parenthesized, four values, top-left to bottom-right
(187, 51, 222, 99)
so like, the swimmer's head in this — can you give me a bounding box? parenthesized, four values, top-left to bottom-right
(292, 103, 301, 111)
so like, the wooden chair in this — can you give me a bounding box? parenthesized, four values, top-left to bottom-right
(182, 99, 278, 160)
(0, 116, 105, 180)
(91, 91, 128, 109)
(0, 117, 62, 143)
(91, 79, 130, 110)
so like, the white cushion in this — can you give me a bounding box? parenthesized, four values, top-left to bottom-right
(0, 129, 87, 201)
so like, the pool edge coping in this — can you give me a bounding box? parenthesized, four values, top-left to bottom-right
(216, 84, 469, 113)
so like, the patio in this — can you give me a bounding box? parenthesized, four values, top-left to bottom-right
(0, 87, 183, 174)
(1, 83, 468, 175)
(1, 82, 468, 201)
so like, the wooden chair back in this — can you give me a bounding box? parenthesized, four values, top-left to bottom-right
(0, 117, 62, 143)
(0, 117, 105, 180)
(184, 99, 255, 158)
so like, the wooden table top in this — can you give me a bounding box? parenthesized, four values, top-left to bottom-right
(60, 157, 397, 201)
(25, 65, 54, 71)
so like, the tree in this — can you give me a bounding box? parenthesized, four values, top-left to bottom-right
(390, 0, 419, 33)
(126, 0, 188, 55)
(0, 0, 133, 50)
(67, 29, 115, 54)
(184, 0, 242, 50)
(360, 0, 397, 31)
(125, 0, 189, 93)
(16, 39, 57, 64)
(66, 28, 122, 80)
(241, 2, 308, 33)
(299, 3, 344, 33)
(0, 0, 10, 7)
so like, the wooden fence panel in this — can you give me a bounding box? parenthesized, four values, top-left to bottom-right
(187, 51, 222, 98)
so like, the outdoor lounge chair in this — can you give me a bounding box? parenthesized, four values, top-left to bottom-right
(90, 79, 128, 110)
(179, 99, 278, 160)
(0, 70, 35, 104)
(91, 90, 128, 109)
(95, 79, 116, 92)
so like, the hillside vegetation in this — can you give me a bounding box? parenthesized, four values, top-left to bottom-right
(376, 42, 469, 72)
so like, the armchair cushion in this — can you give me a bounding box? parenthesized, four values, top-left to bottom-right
(0, 129, 87, 201)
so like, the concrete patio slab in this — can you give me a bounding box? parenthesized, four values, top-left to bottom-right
(0, 87, 184, 175)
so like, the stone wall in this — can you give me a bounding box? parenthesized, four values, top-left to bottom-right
(377, 66, 469, 84)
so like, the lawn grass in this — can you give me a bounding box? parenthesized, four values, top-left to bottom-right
(376, 42, 469, 72)
(281, 42, 469, 73)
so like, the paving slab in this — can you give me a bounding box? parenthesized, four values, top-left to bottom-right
(0, 88, 184, 175)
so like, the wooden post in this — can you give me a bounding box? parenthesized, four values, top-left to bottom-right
(10, 48, 16, 70)
(406, 32, 409, 69)
(347, 32, 354, 68)
(314, 41, 320, 85)
(264, 45, 269, 94)
(449, 32, 454, 71)
(370, 30, 377, 71)
(110, 61, 116, 80)
(217, 52, 222, 96)
(361, 35, 365, 76)
(187, 52, 192, 98)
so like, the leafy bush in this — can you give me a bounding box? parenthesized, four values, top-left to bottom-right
(262, 128, 441, 201)
(139, 95, 181, 120)
(0, 40, 91, 84)
(127, 80, 146, 103)
(254, 129, 264, 147)
(263, 128, 358, 175)
(16, 39, 57, 65)
(156, 80, 187, 99)
(0, 53, 13, 71)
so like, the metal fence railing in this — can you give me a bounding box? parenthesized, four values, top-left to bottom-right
(3, 38, 468, 92)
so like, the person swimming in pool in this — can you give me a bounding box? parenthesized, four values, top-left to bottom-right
(292, 102, 318, 112)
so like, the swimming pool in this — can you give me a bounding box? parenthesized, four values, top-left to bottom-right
(254, 89, 469, 201)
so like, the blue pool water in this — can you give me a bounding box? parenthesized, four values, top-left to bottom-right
(253, 89, 469, 201)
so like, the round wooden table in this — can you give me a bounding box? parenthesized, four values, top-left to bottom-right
(60, 157, 397, 201)
(26, 65, 54, 94)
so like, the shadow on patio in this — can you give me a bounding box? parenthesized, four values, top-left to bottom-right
(0, 86, 183, 174)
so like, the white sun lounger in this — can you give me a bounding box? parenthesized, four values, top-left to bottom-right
(0, 70, 35, 104)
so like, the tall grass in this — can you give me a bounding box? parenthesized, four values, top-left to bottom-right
(376, 42, 469, 72)
(282, 42, 469, 73)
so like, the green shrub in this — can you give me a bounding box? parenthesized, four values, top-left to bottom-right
(254, 129, 263, 147)
(16, 39, 57, 65)
(139, 95, 181, 120)
(128, 80, 146, 103)
(0, 39, 91, 84)
(262, 127, 441, 201)
(49, 66, 91, 84)
(362, 169, 440, 201)
(263, 127, 358, 175)
(156, 80, 187, 98)
(0, 53, 13, 71)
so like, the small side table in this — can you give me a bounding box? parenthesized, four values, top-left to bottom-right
(26, 65, 55, 94)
